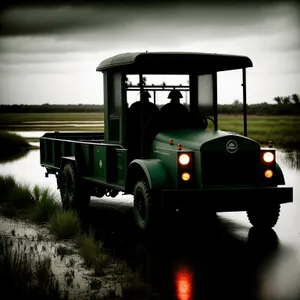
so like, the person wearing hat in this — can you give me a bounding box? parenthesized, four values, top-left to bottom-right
(127, 91, 160, 158)
(129, 91, 158, 115)
(159, 89, 190, 130)
(129, 91, 159, 128)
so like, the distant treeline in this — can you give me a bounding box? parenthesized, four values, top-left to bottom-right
(0, 101, 300, 115)
(218, 102, 300, 115)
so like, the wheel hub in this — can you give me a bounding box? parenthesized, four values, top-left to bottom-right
(137, 191, 146, 221)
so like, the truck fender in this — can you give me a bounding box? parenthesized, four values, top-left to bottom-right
(125, 159, 170, 194)
(57, 156, 77, 189)
(275, 162, 285, 185)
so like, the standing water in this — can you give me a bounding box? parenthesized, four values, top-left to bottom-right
(0, 144, 299, 300)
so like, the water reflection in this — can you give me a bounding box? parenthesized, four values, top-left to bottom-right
(174, 266, 193, 300)
(9, 130, 102, 139)
(130, 221, 279, 300)
(278, 151, 300, 170)
(0, 149, 58, 192)
(8, 131, 49, 138)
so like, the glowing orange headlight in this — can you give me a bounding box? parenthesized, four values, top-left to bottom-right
(179, 154, 190, 165)
(263, 152, 275, 163)
(264, 169, 273, 178)
(182, 172, 190, 181)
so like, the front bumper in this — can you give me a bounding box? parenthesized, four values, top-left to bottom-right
(161, 186, 293, 212)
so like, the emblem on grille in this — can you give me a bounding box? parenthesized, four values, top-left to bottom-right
(226, 140, 238, 153)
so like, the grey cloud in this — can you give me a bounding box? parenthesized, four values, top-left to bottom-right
(0, 51, 95, 65)
(1, 4, 298, 54)
(1, 2, 299, 38)
(0, 5, 129, 36)
(0, 36, 97, 54)
(0, 1, 299, 69)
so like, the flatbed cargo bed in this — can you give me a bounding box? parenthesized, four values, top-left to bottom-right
(40, 131, 127, 191)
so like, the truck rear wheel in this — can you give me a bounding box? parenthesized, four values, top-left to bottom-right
(247, 204, 280, 229)
(133, 179, 159, 232)
(60, 162, 90, 213)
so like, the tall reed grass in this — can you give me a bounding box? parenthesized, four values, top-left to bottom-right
(0, 175, 161, 299)
(0, 236, 66, 300)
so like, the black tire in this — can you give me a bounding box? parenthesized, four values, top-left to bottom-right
(60, 162, 90, 212)
(133, 179, 159, 232)
(247, 204, 280, 229)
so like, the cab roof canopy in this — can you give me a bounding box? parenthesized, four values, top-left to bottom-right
(96, 52, 253, 74)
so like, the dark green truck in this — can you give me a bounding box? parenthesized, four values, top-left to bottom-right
(40, 52, 293, 232)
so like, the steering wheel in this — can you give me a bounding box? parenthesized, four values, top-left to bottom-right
(197, 114, 208, 129)
(205, 116, 215, 124)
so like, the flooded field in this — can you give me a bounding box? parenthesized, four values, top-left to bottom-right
(0, 114, 105, 133)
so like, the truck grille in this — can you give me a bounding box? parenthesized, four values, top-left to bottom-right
(201, 151, 260, 187)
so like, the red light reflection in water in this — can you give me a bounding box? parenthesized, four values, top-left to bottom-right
(175, 266, 193, 300)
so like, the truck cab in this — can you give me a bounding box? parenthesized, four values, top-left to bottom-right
(40, 51, 293, 232)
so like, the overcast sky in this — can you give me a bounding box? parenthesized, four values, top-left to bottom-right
(0, 0, 299, 105)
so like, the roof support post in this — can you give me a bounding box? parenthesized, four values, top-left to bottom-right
(212, 72, 218, 131)
(139, 73, 145, 158)
(242, 68, 247, 137)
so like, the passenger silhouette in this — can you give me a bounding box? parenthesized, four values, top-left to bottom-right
(129, 91, 159, 129)
(128, 91, 160, 159)
(160, 89, 189, 130)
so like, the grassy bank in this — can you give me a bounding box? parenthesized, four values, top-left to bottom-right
(0, 131, 38, 162)
(0, 175, 160, 299)
(216, 115, 300, 150)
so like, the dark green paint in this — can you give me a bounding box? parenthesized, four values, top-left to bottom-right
(93, 146, 106, 180)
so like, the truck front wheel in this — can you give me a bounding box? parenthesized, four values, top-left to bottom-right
(247, 204, 280, 229)
(60, 162, 90, 213)
(133, 179, 159, 232)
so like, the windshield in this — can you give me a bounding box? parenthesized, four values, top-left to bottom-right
(126, 75, 190, 109)
(126, 74, 213, 131)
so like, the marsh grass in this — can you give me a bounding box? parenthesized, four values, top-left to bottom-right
(215, 115, 300, 149)
(0, 176, 161, 299)
(30, 185, 59, 223)
(0, 236, 66, 300)
(0, 130, 30, 148)
(0, 175, 35, 212)
(49, 210, 81, 239)
(0, 148, 30, 163)
(0, 130, 37, 162)
(76, 230, 111, 276)
(0, 176, 60, 221)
